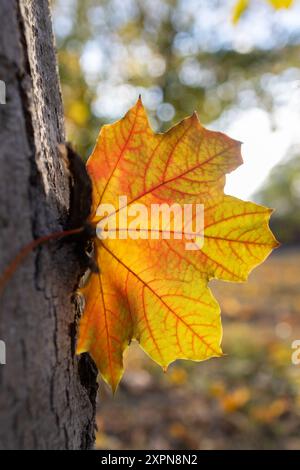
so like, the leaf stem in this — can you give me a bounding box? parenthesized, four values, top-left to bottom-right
(0, 226, 85, 297)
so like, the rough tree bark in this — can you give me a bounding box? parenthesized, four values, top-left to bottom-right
(0, 0, 97, 449)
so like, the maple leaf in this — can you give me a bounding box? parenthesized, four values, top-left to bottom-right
(76, 98, 278, 391)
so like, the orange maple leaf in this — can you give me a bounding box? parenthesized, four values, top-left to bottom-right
(76, 98, 278, 391)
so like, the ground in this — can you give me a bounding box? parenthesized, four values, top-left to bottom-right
(95, 249, 300, 450)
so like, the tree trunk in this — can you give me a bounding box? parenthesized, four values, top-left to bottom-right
(0, 0, 97, 449)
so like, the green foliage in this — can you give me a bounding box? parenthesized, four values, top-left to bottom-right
(255, 149, 300, 244)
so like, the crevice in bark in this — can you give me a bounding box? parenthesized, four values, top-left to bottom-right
(16, 0, 44, 299)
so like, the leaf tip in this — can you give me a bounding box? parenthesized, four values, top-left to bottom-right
(191, 110, 201, 123)
(137, 94, 143, 106)
(187, 110, 203, 130)
(274, 239, 281, 249)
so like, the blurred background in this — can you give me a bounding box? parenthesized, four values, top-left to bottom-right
(51, 0, 300, 449)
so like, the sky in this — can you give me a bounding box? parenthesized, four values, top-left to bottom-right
(223, 107, 300, 199)
(217, 78, 300, 199)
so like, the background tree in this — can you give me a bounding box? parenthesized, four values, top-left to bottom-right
(255, 147, 300, 245)
(0, 0, 97, 449)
